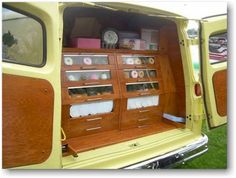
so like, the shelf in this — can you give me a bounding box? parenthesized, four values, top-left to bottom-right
(63, 47, 159, 55)
(62, 92, 120, 105)
(62, 119, 182, 155)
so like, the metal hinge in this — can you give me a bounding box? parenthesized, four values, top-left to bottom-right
(179, 40, 185, 46)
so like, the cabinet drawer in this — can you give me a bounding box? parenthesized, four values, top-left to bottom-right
(61, 70, 117, 88)
(116, 54, 159, 69)
(68, 113, 118, 137)
(62, 83, 120, 105)
(62, 53, 116, 70)
(121, 108, 162, 129)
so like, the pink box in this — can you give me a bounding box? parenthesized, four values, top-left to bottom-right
(71, 38, 101, 49)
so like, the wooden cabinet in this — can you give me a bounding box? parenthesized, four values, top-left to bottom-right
(121, 106, 163, 130)
(61, 52, 120, 105)
(61, 48, 167, 154)
(116, 54, 163, 98)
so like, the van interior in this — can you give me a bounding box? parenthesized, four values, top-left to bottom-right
(61, 6, 186, 157)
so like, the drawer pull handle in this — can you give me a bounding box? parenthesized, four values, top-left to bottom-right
(84, 82, 100, 85)
(140, 93, 150, 96)
(135, 66, 145, 69)
(138, 118, 149, 122)
(87, 98, 102, 101)
(86, 117, 102, 122)
(138, 125, 149, 128)
(86, 126, 101, 131)
(139, 110, 150, 113)
(137, 79, 147, 82)
(81, 66, 96, 70)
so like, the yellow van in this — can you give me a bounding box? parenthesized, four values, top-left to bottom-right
(2, 2, 227, 169)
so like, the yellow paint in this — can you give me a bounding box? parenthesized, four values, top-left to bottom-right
(2, 2, 226, 169)
(3, 2, 62, 169)
(201, 15, 227, 127)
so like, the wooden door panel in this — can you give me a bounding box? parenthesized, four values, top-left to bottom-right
(212, 70, 227, 116)
(2, 74, 54, 168)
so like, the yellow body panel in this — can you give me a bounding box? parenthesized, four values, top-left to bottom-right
(2, 2, 62, 169)
(2, 2, 225, 169)
(201, 15, 227, 127)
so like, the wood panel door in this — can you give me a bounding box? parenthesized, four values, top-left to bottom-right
(201, 14, 227, 128)
(2, 2, 61, 168)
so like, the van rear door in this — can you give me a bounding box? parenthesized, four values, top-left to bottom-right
(200, 14, 227, 128)
(2, 2, 61, 168)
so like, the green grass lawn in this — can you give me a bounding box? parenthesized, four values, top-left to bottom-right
(176, 122, 227, 169)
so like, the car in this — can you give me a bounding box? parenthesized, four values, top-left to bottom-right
(2, 2, 227, 169)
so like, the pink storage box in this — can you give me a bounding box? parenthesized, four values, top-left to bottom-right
(71, 38, 101, 49)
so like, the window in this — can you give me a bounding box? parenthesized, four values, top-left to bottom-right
(209, 32, 227, 64)
(2, 6, 46, 66)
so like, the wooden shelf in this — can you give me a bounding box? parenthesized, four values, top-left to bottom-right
(63, 47, 160, 55)
(62, 119, 183, 155)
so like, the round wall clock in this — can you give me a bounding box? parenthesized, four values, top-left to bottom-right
(102, 28, 119, 48)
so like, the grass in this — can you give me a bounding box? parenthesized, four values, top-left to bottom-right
(176, 122, 227, 169)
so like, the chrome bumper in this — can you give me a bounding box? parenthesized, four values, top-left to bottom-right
(123, 134, 208, 169)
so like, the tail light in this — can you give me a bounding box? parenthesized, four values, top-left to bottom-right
(194, 83, 202, 96)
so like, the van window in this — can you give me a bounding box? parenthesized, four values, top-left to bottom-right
(209, 32, 227, 64)
(2, 7, 45, 66)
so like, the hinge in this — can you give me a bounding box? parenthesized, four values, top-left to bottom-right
(179, 40, 185, 46)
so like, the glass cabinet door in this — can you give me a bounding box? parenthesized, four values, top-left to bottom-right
(126, 82, 159, 93)
(63, 54, 109, 66)
(65, 70, 111, 82)
(68, 84, 113, 98)
(121, 55, 156, 66)
(123, 69, 157, 79)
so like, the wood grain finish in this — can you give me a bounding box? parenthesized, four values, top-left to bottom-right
(63, 48, 160, 55)
(62, 52, 116, 70)
(61, 23, 186, 155)
(61, 99, 120, 139)
(2, 74, 54, 168)
(159, 26, 186, 117)
(61, 83, 120, 105)
(63, 120, 179, 154)
(213, 70, 227, 116)
(121, 108, 163, 130)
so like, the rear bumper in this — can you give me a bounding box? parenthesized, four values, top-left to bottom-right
(123, 134, 208, 169)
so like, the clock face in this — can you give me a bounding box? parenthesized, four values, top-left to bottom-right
(103, 30, 118, 45)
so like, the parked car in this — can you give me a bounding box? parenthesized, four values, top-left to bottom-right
(2, 2, 227, 169)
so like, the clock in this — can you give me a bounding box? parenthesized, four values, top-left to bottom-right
(102, 28, 119, 48)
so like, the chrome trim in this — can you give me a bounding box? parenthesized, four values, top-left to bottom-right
(64, 54, 108, 57)
(68, 84, 112, 89)
(66, 70, 110, 73)
(121, 55, 155, 58)
(86, 126, 102, 131)
(86, 117, 103, 122)
(126, 81, 158, 85)
(123, 134, 208, 169)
